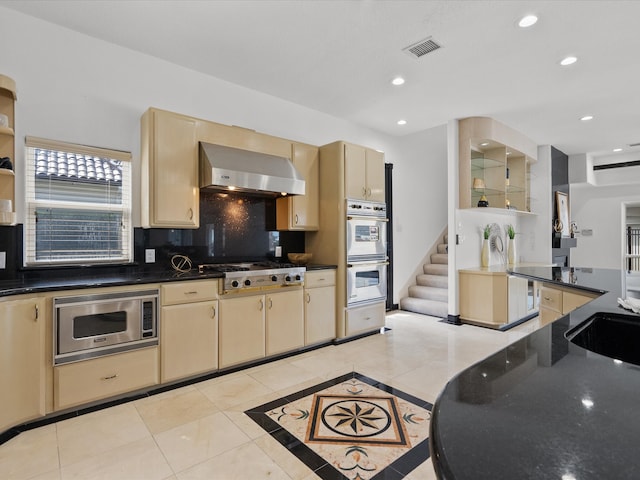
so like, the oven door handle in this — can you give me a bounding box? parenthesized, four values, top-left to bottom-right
(346, 216, 389, 221)
(347, 262, 389, 268)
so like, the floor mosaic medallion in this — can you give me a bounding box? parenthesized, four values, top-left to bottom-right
(245, 372, 433, 479)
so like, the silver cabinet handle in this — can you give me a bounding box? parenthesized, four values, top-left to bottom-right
(184, 291, 199, 295)
(268, 298, 273, 309)
(188, 208, 194, 220)
(211, 306, 216, 318)
(34, 304, 39, 321)
(259, 299, 264, 311)
(295, 214, 299, 224)
(102, 374, 118, 381)
(306, 293, 311, 304)
(362, 187, 367, 197)
(543, 296, 552, 301)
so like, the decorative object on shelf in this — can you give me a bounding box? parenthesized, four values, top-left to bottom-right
(555, 191, 570, 237)
(478, 194, 489, 207)
(506, 224, 516, 265)
(570, 221, 578, 238)
(473, 177, 485, 190)
(553, 218, 563, 235)
(481, 224, 491, 267)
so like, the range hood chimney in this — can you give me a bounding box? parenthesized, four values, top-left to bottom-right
(199, 142, 305, 196)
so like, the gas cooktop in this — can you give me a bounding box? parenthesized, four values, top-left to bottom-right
(197, 261, 305, 293)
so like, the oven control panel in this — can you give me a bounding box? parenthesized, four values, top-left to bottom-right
(346, 199, 387, 218)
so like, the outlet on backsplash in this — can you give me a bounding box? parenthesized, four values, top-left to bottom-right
(0, 251, 5, 269)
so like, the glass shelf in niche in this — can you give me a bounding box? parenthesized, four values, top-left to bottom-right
(506, 184, 526, 194)
(471, 156, 505, 171)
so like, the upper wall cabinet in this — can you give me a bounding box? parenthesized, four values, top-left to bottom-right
(344, 143, 385, 202)
(0, 74, 17, 225)
(459, 117, 537, 214)
(276, 142, 319, 230)
(141, 108, 199, 228)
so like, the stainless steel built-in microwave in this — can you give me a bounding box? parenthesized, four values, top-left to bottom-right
(54, 289, 159, 365)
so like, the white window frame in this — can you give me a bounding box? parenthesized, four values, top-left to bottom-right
(24, 136, 132, 266)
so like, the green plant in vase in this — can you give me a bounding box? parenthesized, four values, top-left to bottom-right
(506, 224, 516, 265)
(481, 224, 491, 267)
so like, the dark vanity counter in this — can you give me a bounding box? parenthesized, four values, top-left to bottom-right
(431, 266, 640, 480)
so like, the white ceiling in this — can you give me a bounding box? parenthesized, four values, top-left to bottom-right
(2, 0, 640, 157)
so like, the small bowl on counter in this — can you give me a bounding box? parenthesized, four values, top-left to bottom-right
(288, 253, 312, 265)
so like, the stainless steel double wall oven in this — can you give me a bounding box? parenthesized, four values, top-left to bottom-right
(345, 199, 388, 306)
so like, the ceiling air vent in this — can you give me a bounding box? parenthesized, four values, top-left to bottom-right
(403, 36, 442, 59)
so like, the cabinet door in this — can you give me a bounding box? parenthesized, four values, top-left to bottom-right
(344, 143, 367, 200)
(266, 290, 304, 356)
(276, 143, 319, 230)
(151, 111, 198, 228)
(0, 298, 45, 431)
(305, 285, 336, 345)
(219, 295, 265, 368)
(365, 148, 385, 202)
(161, 301, 218, 382)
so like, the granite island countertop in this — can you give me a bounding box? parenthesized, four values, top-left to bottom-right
(430, 266, 640, 480)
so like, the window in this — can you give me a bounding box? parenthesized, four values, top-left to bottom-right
(25, 137, 132, 266)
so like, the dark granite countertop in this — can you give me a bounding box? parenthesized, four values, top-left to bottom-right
(0, 266, 225, 297)
(0, 263, 338, 297)
(431, 266, 640, 479)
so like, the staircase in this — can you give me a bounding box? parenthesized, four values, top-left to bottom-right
(399, 232, 449, 319)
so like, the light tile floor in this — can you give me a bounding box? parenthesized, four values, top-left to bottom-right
(0, 311, 543, 480)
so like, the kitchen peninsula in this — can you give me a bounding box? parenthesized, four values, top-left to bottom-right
(430, 266, 640, 479)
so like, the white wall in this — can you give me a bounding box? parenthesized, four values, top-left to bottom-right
(391, 124, 448, 303)
(0, 7, 447, 304)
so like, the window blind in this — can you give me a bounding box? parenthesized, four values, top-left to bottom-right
(24, 137, 132, 266)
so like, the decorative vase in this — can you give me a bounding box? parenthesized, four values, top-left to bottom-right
(481, 239, 490, 267)
(507, 238, 516, 265)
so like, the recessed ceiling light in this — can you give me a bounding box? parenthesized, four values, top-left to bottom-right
(397, 119, 407, 125)
(391, 76, 405, 86)
(613, 148, 623, 152)
(580, 115, 594, 121)
(518, 15, 538, 28)
(480, 142, 490, 147)
(560, 56, 578, 66)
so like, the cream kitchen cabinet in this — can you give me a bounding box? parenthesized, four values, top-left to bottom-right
(218, 289, 304, 368)
(0, 296, 46, 432)
(265, 289, 304, 356)
(345, 301, 385, 337)
(344, 143, 385, 202)
(538, 283, 599, 324)
(160, 280, 219, 382)
(304, 269, 336, 345)
(54, 347, 159, 410)
(219, 294, 266, 368)
(276, 142, 319, 231)
(458, 268, 538, 328)
(141, 108, 199, 228)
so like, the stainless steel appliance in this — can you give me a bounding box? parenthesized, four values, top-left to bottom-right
(345, 199, 388, 306)
(347, 261, 388, 306)
(54, 289, 159, 365)
(346, 199, 387, 262)
(198, 261, 305, 294)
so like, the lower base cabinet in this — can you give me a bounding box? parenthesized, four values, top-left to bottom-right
(539, 283, 598, 324)
(54, 347, 159, 411)
(346, 302, 385, 337)
(219, 289, 304, 368)
(161, 300, 218, 383)
(304, 270, 336, 344)
(219, 295, 266, 368)
(0, 297, 46, 432)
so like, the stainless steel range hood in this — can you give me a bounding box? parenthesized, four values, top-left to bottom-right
(199, 142, 305, 196)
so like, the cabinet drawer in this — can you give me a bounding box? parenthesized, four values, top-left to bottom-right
(346, 302, 385, 336)
(539, 287, 562, 313)
(161, 280, 219, 305)
(54, 347, 159, 410)
(540, 307, 563, 324)
(305, 270, 336, 288)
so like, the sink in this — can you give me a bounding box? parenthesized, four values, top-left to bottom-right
(566, 312, 640, 366)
